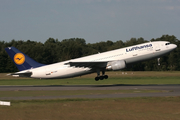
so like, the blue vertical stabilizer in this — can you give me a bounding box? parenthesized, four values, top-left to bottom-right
(5, 47, 45, 71)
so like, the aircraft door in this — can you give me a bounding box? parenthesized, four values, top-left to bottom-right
(132, 48, 138, 57)
(154, 43, 161, 52)
(45, 67, 51, 76)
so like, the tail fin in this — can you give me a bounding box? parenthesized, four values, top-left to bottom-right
(5, 47, 45, 71)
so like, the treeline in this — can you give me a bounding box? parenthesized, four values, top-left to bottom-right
(0, 35, 179, 73)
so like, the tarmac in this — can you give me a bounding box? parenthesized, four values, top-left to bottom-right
(0, 85, 180, 100)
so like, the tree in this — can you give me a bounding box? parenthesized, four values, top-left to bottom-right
(0, 35, 179, 72)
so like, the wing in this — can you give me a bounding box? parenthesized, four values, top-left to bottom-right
(64, 61, 108, 68)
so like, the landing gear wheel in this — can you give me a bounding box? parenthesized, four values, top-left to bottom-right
(95, 77, 99, 81)
(104, 75, 108, 79)
(100, 76, 104, 80)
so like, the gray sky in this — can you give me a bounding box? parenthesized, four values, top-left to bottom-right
(1, 0, 180, 43)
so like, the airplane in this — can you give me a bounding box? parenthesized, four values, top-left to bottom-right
(5, 41, 177, 81)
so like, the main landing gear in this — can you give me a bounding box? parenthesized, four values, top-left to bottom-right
(95, 75, 108, 81)
(94, 69, 108, 81)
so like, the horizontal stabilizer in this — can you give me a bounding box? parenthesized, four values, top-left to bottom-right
(8, 71, 32, 77)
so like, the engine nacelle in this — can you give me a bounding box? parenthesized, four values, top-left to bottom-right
(106, 60, 126, 71)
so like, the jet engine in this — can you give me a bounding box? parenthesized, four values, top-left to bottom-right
(106, 60, 126, 71)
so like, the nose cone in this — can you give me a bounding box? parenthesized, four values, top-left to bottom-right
(172, 44, 177, 49)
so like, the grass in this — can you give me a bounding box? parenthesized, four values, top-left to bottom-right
(0, 71, 180, 120)
(0, 97, 180, 120)
(0, 71, 180, 85)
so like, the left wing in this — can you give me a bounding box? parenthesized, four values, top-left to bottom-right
(64, 61, 108, 68)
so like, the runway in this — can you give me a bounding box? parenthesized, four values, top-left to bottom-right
(0, 85, 180, 100)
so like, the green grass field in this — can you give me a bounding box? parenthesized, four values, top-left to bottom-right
(0, 71, 180, 85)
(0, 71, 180, 120)
(0, 97, 180, 120)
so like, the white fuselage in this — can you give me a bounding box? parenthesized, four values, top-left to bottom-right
(17, 41, 177, 79)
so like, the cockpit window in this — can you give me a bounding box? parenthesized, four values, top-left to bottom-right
(165, 43, 170, 45)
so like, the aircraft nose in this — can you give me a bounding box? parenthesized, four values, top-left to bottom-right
(172, 44, 177, 49)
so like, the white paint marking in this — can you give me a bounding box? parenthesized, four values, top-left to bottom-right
(0, 101, 11, 106)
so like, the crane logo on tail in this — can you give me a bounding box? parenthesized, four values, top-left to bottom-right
(14, 53, 25, 65)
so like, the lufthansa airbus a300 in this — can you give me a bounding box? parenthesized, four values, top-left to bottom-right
(5, 41, 177, 81)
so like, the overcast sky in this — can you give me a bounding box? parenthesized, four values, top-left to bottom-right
(1, 0, 180, 43)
